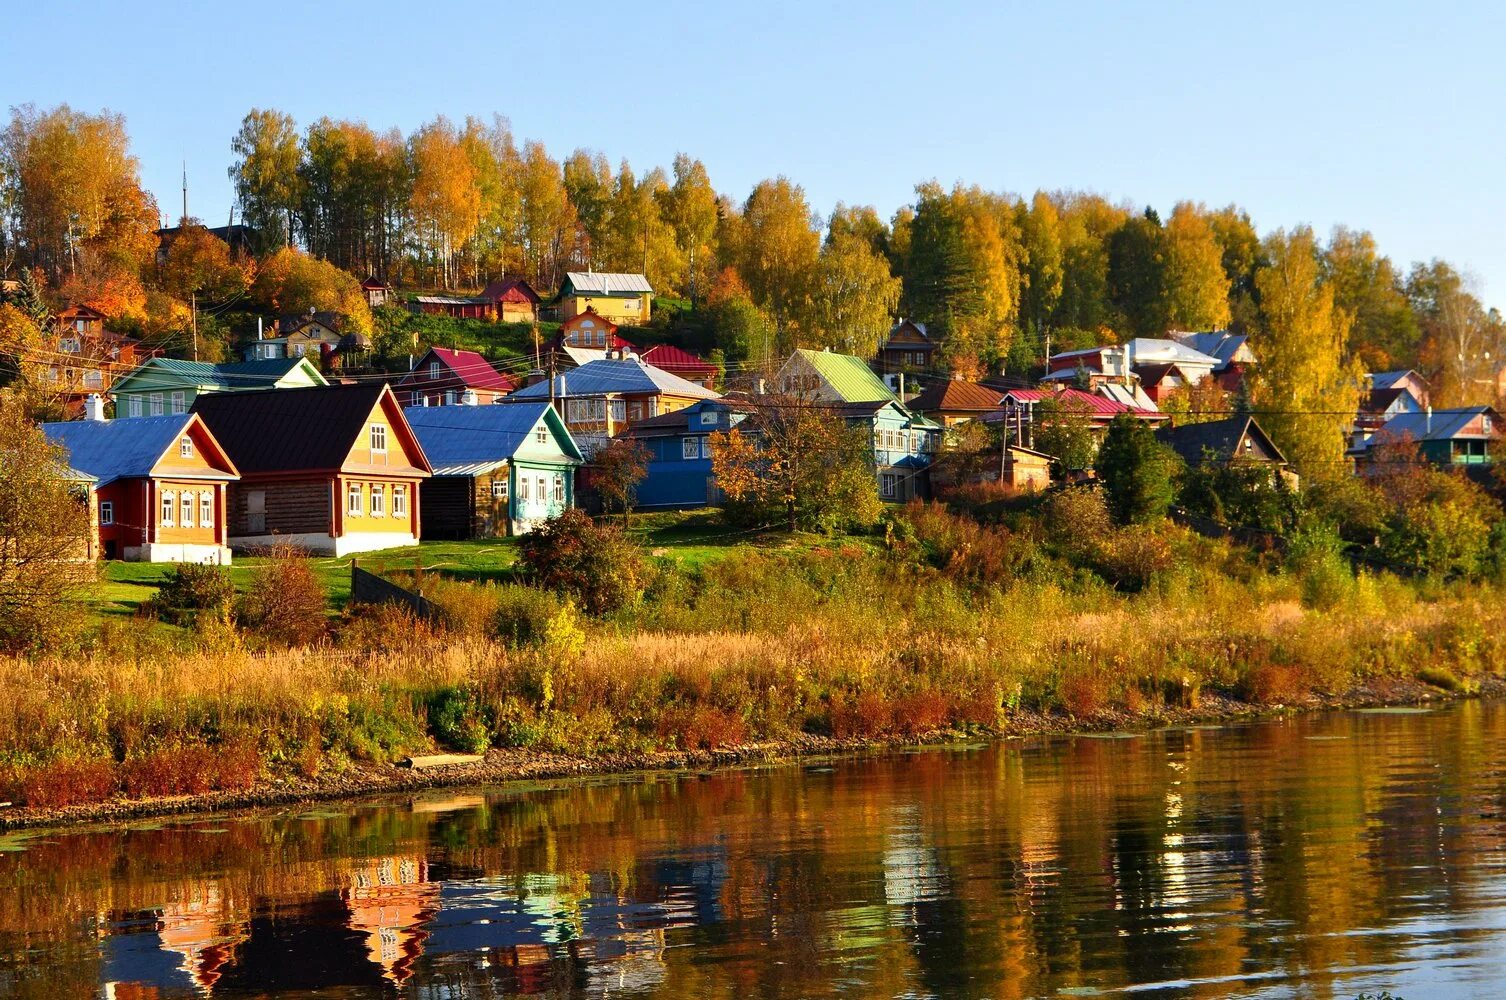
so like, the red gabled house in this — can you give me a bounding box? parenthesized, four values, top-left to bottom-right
(478, 278, 542, 323)
(395, 347, 518, 406)
(638, 344, 718, 389)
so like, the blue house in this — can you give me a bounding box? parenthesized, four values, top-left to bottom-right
(621, 397, 940, 509)
(404, 402, 584, 537)
(620, 398, 754, 508)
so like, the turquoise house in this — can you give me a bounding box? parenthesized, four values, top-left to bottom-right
(404, 402, 583, 537)
(111, 356, 326, 418)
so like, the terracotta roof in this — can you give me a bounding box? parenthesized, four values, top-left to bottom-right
(192, 384, 430, 475)
(639, 344, 717, 376)
(479, 278, 541, 305)
(906, 379, 1004, 413)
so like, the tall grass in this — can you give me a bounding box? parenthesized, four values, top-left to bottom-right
(3, 524, 1503, 809)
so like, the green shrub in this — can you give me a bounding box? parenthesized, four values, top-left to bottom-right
(491, 584, 567, 646)
(424, 685, 490, 753)
(237, 545, 328, 646)
(144, 563, 235, 625)
(518, 509, 645, 614)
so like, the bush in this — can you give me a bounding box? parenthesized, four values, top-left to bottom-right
(425, 685, 491, 753)
(1097, 414, 1179, 525)
(1091, 529, 1174, 591)
(238, 545, 328, 646)
(518, 510, 645, 614)
(427, 579, 502, 636)
(144, 563, 235, 625)
(491, 584, 567, 647)
(2, 757, 118, 808)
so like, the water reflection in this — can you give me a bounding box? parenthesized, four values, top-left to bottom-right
(3, 703, 1505, 998)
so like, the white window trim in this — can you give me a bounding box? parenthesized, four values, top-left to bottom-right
(179, 436, 193, 458)
(370, 424, 387, 453)
(150, 393, 164, 416)
(491, 480, 509, 500)
(199, 491, 214, 528)
(682, 436, 700, 460)
(128, 396, 143, 418)
(170, 391, 186, 415)
(100, 500, 114, 525)
(347, 483, 363, 516)
(160, 490, 176, 527)
(370, 484, 386, 517)
(181, 493, 195, 527)
(392, 485, 407, 517)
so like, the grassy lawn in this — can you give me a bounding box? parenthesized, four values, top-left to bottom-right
(84, 510, 885, 625)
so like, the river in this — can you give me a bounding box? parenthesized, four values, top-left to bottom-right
(3, 701, 1505, 999)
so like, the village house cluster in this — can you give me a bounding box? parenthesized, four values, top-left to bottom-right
(36, 271, 1503, 565)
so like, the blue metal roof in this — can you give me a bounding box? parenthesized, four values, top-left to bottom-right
(403, 402, 583, 476)
(1379, 407, 1494, 442)
(507, 358, 718, 401)
(40, 415, 211, 486)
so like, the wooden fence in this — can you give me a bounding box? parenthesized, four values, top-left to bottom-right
(350, 561, 439, 621)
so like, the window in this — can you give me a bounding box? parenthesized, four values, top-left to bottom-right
(60, 337, 80, 353)
(444, 391, 456, 405)
(597, 330, 606, 347)
(429, 361, 440, 378)
(160, 491, 175, 526)
(880, 473, 898, 499)
(100, 500, 114, 525)
(171, 391, 186, 414)
(369, 424, 387, 453)
(535, 427, 547, 445)
(84, 370, 103, 388)
(519, 476, 531, 501)
(700, 410, 718, 427)
(128, 396, 143, 418)
(181, 492, 194, 527)
(179, 436, 193, 458)
(45, 367, 58, 382)
(392, 485, 407, 517)
(553, 474, 565, 503)
(682, 436, 701, 460)
(199, 491, 214, 527)
(150, 393, 164, 416)
(347, 483, 362, 516)
(370, 484, 385, 516)
(610, 399, 626, 422)
(491, 480, 509, 500)
(701, 437, 714, 459)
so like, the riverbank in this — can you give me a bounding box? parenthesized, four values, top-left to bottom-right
(5, 674, 1499, 832)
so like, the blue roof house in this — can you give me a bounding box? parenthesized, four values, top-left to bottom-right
(619, 398, 755, 508)
(404, 402, 584, 537)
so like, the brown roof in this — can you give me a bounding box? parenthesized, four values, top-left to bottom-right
(191, 384, 430, 475)
(479, 278, 541, 305)
(906, 379, 1004, 413)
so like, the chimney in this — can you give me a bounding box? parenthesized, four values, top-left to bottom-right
(1426, 404, 1432, 435)
(257, 316, 264, 341)
(84, 393, 107, 421)
(755, 378, 767, 396)
(525, 368, 546, 388)
(461, 388, 479, 406)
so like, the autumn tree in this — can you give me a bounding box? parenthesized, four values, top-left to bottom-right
(1032, 394, 1098, 474)
(710, 398, 881, 533)
(1161, 202, 1231, 331)
(1018, 192, 1065, 341)
(252, 247, 373, 332)
(160, 221, 250, 302)
(408, 117, 480, 287)
(732, 178, 820, 351)
(462, 115, 523, 283)
(229, 108, 302, 251)
(1096, 414, 1179, 525)
(1207, 205, 1264, 333)
(0, 393, 95, 653)
(517, 142, 575, 288)
(1107, 208, 1168, 338)
(1406, 260, 1503, 406)
(1250, 227, 1361, 480)
(1322, 226, 1419, 372)
(592, 438, 650, 524)
(801, 229, 901, 356)
(563, 148, 613, 270)
(659, 154, 720, 301)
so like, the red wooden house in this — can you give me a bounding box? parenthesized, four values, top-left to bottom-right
(479, 278, 542, 323)
(395, 347, 519, 406)
(42, 410, 240, 563)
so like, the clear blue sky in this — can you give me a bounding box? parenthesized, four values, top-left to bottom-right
(4, 0, 1504, 307)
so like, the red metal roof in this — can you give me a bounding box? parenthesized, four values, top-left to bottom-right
(479, 278, 541, 305)
(994, 386, 1162, 420)
(410, 347, 518, 392)
(639, 343, 717, 376)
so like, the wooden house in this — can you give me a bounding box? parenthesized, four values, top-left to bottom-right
(395, 347, 518, 406)
(478, 278, 542, 323)
(620, 398, 755, 508)
(775, 348, 898, 404)
(1157, 416, 1290, 475)
(837, 399, 940, 502)
(45, 313, 160, 416)
(42, 410, 240, 563)
(905, 377, 1004, 427)
(112, 356, 327, 418)
(192, 384, 432, 555)
(1047, 339, 1221, 395)
(1368, 370, 1431, 409)
(1171, 331, 1256, 391)
(1360, 406, 1500, 468)
(361, 276, 393, 308)
(983, 386, 1166, 451)
(876, 319, 937, 374)
(410, 294, 492, 319)
(404, 401, 582, 538)
(555, 271, 653, 324)
(504, 356, 719, 437)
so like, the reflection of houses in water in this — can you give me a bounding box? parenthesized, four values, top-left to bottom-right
(883, 807, 948, 913)
(101, 880, 249, 995)
(341, 854, 441, 986)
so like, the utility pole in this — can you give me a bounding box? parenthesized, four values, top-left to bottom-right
(190, 289, 198, 362)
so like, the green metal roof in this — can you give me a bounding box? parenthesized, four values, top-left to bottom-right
(793, 349, 897, 403)
(111, 356, 327, 396)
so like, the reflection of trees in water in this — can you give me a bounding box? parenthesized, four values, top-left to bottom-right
(0, 703, 1503, 997)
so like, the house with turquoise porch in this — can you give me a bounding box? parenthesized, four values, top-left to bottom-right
(404, 401, 583, 537)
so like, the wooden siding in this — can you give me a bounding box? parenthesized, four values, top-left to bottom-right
(418, 477, 475, 541)
(228, 479, 331, 537)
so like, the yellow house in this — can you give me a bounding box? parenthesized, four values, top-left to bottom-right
(556, 271, 653, 324)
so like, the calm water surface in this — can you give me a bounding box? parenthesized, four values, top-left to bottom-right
(4, 702, 1506, 999)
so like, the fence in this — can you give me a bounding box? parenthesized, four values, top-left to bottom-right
(350, 561, 440, 621)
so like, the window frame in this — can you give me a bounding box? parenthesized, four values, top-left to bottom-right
(100, 500, 114, 525)
(392, 485, 407, 517)
(369, 424, 387, 454)
(128, 396, 143, 418)
(179, 436, 193, 458)
(370, 483, 385, 517)
(160, 490, 176, 527)
(198, 491, 214, 528)
(150, 393, 164, 416)
(170, 390, 186, 414)
(682, 436, 701, 460)
(347, 482, 363, 517)
(180, 492, 194, 528)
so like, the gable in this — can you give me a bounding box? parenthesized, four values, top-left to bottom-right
(886, 322, 931, 347)
(149, 415, 240, 479)
(344, 391, 431, 473)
